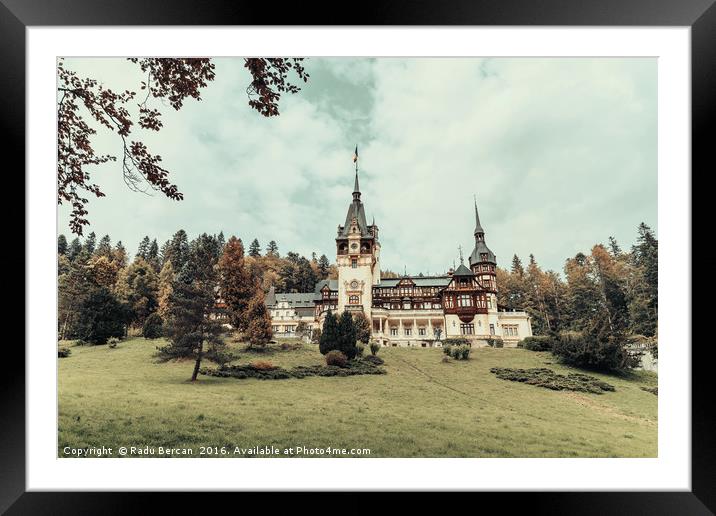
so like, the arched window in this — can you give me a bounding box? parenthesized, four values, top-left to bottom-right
(349, 295, 360, 305)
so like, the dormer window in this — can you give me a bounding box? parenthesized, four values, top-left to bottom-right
(351, 259, 357, 268)
(481, 253, 488, 262)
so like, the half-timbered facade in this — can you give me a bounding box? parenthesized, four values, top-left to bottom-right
(267, 164, 532, 347)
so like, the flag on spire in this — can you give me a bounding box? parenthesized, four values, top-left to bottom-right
(352, 145, 358, 163)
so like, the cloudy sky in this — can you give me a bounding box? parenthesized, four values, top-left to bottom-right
(59, 57, 656, 275)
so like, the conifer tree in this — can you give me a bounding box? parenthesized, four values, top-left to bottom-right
(245, 289, 273, 348)
(96, 235, 113, 258)
(217, 236, 256, 331)
(75, 287, 127, 344)
(165, 229, 190, 271)
(159, 260, 225, 381)
(353, 311, 372, 345)
(136, 236, 151, 259)
(266, 240, 279, 257)
(608, 236, 622, 257)
(113, 241, 128, 268)
(337, 311, 358, 359)
(248, 238, 261, 257)
(68, 238, 83, 262)
(58, 235, 68, 256)
(318, 254, 330, 278)
(319, 310, 338, 355)
(83, 232, 97, 255)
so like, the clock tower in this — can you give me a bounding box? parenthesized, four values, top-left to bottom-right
(335, 168, 380, 321)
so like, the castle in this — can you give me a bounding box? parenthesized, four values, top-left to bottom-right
(266, 163, 532, 347)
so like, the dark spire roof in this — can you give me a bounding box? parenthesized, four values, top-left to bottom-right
(338, 166, 370, 238)
(469, 197, 496, 265)
(474, 195, 484, 235)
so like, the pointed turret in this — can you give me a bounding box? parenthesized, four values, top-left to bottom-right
(468, 197, 496, 265)
(353, 170, 361, 201)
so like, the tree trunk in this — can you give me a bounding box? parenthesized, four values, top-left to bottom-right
(191, 340, 204, 382)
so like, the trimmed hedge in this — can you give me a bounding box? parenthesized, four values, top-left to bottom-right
(363, 354, 384, 366)
(486, 337, 504, 348)
(490, 367, 615, 394)
(201, 358, 385, 380)
(518, 336, 553, 351)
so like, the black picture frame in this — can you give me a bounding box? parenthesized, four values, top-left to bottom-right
(4, 0, 711, 512)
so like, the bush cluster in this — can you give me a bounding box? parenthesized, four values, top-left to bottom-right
(58, 347, 71, 358)
(490, 367, 615, 394)
(363, 354, 384, 366)
(200, 357, 385, 380)
(142, 313, 164, 339)
(444, 344, 471, 360)
(369, 341, 381, 356)
(552, 329, 640, 371)
(107, 337, 121, 348)
(443, 338, 470, 348)
(486, 337, 504, 348)
(518, 336, 553, 351)
(325, 350, 348, 368)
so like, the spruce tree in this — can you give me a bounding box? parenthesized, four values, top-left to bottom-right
(266, 240, 279, 257)
(337, 311, 358, 359)
(217, 236, 256, 331)
(83, 232, 97, 255)
(136, 236, 151, 259)
(318, 254, 330, 278)
(166, 229, 190, 271)
(245, 290, 273, 348)
(353, 311, 372, 344)
(96, 235, 113, 258)
(75, 287, 127, 344)
(319, 310, 338, 355)
(159, 260, 225, 381)
(249, 238, 261, 257)
(608, 236, 622, 257)
(68, 238, 82, 262)
(115, 257, 159, 326)
(58, 235, 68, 256)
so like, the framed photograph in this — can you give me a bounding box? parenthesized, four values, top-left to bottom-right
(6, 0, 711, 510)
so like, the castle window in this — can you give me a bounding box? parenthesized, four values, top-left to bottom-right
(349, 295, 359, 305)
(457, 294, 472, 307)
(418, 327, 426, 336)
(390, 328, 398, 336)
(403, 301, 411, 309)
(351, 259, 357, 268)
(489, 324, 495, 335)
(460, 323, 474, 335)
(481, 253, 488, 262)
(487, 296, 492, 309)
(404, 328, 412, 336)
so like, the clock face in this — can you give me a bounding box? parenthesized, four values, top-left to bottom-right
(350, 242, 358, 250)
(350, 280, 359, 289)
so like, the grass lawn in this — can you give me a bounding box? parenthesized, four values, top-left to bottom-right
(58, 337, 657, 458)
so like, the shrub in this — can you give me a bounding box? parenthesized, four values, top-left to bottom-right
(641, 386, 658, 396)
(356, 343, 365, 357)
(107, 337, 121, 348)
(552, 326, 640, 371)
(58, 347, 71, 358)
(369, 341, 381, 356)
(487, 337, 504, 348)
(363, 354, 384, 366)
(443, 338, 470, 348)
(449, 345, 471, 360)
(200, 358, 386, 380)
(250, 360, 277, 371)
(142, 313, 164, 339)
(325, 350, 348, 368)
(519, 335, 553, 351)
(460, 345, 471, 359)
(442, 344, 452, 356)
(490, 367, 615, 394)
(319, 311, 338, 355)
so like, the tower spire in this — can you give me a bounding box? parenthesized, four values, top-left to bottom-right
(473, 194, 484, 236)
(352, 145, 360, 201)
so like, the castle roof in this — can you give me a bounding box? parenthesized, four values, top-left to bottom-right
(452, 263, 474, 277)
(338, 170, 372, 238)
(378, 276, 452, 288)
